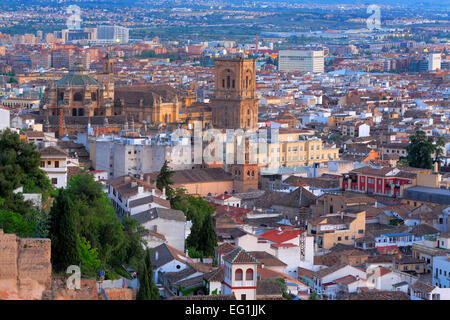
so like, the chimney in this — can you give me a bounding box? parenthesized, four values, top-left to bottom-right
(152, 189, 155, 196)
(434, 161, 439, 174)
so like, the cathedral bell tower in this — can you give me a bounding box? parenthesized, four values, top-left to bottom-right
(211, 56, 258, 130)
(211, 56, 259, 192)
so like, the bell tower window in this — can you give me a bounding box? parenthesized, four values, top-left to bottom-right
(73, 92, 83, 102)
(235, 268, 243, 281)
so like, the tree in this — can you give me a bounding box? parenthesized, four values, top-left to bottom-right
(309, 290, 319, 300)
(0, 210, 34, 237)
(175, 195, 217, 257)
(198, 212, 218, 258)
(47, 172, 146, 278)
(49, 189, 80, 272)
(406, 131, 435, 169)
(0, 129, 51, 214)
(156, 161, 174, 201)
(434, 136, 446, 165)
(136, 249, 160, 300)
(77, 235, 101, 277)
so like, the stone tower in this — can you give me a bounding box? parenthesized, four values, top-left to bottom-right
(210, 56, 259, 192)
(103, 53, 114, 74)
(211, 56, 258, 130)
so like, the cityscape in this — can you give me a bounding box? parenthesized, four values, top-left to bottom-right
(0, 0, 449, 304)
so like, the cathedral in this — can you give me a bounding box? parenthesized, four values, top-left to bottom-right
(38, 55, 189, 137)
(38, 54, 121, 137)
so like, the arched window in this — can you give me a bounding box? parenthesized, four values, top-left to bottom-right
(235, 268, 243, 281)
(73, 92, 83, 102)
(245, 268, 254, 281)
(247, 170, 250, 177)
(91, 92, 97, 101)
(246, 76, 249, 89)
(251, 170, 255, 177)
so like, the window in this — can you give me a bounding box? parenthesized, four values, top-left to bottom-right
(235, 269, 243, 281)
(245, 268, 253, 281)
(345, 236, 349, 240)
(241, 294, 246, 300)
(41, 161, 44, 167)
(55, 161, 59, 168)
(51, 178, 57, 185)
(73, 92, 83, 102)
(337, 237, 342, 241)
(358, 229, 364, 234)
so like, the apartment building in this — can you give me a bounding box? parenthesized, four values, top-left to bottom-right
(278, 49, 324, 73)
(264, 128, 340, 168)
(307, 209, 366, 250)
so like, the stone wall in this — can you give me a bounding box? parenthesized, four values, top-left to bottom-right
(103, 287, 137, 300)
(0, 229, 52, 299)
(43, 277, 98, 300)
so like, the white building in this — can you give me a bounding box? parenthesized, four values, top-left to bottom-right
(97, 25, 129, 44)
(0, 108, 10, 131)
(39, 146, 68, 188)
(133, 207, 190, 252)
(211, 194, 242, 207)
(433, 254, 450, 289)
(428, 53, 441, 71)
(222, 247, 259, 300)
(108, 176, 170, 218)
(94, 135, 189, 179)
(410, 281, 450, 300)
(313, 264, 367, 299)
(375, 232, 423, 248)
(279, 49, 324, 73)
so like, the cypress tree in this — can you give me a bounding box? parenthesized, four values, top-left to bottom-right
(49, 189, 80, 272)
(156, 161, 174, 191)
(198, 213, 218, 258)
(136, 249, 160, 300)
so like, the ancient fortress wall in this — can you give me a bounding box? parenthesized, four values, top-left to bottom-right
(0, 229, 52, 299)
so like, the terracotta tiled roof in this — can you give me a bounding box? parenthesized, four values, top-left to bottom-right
(222, 247, 259, 265)
(40, 146, 68, 158)
(203, 267, 224, 283)
(215, 242, 236, 255)
(410, 281, 435, 293)
(341, 290, 410, 300)
(259, 229, 303, 244)
(248, 251, 287, 267)
(256, 280, 282, 297)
